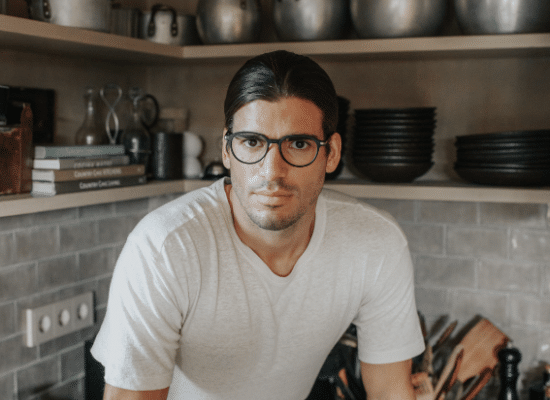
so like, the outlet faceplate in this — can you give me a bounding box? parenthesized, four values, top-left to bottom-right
(23, 292, 94, 347)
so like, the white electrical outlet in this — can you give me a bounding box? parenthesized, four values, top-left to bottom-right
(23, 292, 94, 347)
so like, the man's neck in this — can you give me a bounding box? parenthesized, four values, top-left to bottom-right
(225, 183, 315, 277)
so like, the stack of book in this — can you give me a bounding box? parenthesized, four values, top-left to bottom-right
(31, 144, 147, 197)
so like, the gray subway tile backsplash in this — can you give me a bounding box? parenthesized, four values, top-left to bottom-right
(418, 200, 478, 225)
(447, 226, 508, 258)
(510, 229, 550, 262)
(0, 373, 14, 400)
(0, 303, 16, 339)
(478, 259, 540, 294)
(16, 357, 59, 399)
(414, 255, 476, 289)
(479, 202, 547, 228)
(37, 255, 79, 292)
(15, 226, 59, 263)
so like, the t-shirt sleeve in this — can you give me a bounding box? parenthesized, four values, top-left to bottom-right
(91, 229, 187, 391)
(353, 243, 425, 364)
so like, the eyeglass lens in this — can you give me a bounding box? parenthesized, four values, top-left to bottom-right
(231, 133, 320, 166)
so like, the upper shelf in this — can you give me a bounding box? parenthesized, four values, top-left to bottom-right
(2, 14, 550, 64)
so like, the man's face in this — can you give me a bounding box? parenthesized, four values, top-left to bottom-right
(222, 97, 341, 231)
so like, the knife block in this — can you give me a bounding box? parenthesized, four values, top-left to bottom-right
(0, 104, 33, 195)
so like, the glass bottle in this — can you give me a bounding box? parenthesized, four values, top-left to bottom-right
(75, 88, 107, 145)
(120, 87, 151, 172)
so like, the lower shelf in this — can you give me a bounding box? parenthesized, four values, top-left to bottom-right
(1, 179, 549, 218)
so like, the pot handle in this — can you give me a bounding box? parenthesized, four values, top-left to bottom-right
(24, 0, 52, 20)
(147, 3, 179, 38)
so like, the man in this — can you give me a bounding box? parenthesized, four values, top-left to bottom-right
(92, 50, 425, 400)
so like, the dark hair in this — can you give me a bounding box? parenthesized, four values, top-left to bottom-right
(224, 50, 338, 142)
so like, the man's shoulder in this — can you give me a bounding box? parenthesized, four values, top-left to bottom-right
(321, 187, 406, 242)
(321, 187, 394, 221)
(131, 179, 227, 244)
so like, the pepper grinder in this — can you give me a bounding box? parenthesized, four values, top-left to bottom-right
(498, 342, 522, 400)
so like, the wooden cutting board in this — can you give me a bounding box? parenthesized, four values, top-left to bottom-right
(456, 318, 509, 383)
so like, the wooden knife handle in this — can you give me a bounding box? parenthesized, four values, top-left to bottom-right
(460, 368, 493, 400)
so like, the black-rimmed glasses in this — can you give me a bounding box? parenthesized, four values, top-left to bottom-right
(225, 130, 329, 167)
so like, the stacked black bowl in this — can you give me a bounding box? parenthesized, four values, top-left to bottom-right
(454, 130, 550, 186)
(350, 107, 436, 182)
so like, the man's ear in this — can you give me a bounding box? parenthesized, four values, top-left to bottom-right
(325, 132, 342, 174)
(222, 129, 231, 169)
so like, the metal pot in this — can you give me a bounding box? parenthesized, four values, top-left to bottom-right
(350, 0, 447, 39)
(141, 4, 201, 46)
(273, 0, 350, 41)
(454, 0, 550, 34)
(110, 6, 141, 38)
(25, 0, 111, 32)
(196, 0, 261, 44)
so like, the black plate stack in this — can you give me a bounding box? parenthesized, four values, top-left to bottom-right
(350, 107, 436, 182)
(454, 130, 550, 187)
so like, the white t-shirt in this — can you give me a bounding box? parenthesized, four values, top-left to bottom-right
(91, 178, 424, 399)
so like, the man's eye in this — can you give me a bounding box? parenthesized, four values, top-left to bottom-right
(290, 140, 310, 150)
(245, 138, 262, 148)
(238, 135, 264, 148)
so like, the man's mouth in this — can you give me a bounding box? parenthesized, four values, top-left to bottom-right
(253, 191, 292, 206)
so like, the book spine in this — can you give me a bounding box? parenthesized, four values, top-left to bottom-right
(33, 164, 145, 182)
(33, 155, 130, 170)
(31, 175, 147, 196)
(34, 145, 125, 159)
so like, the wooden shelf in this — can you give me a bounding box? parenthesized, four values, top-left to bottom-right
(0, 180, 186, 217)
(1, 179, 548, 218)
(0, 14, 184, 63)
(2, 14, 550, 63)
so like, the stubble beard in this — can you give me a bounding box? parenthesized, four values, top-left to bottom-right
(233, 179, 322, 232)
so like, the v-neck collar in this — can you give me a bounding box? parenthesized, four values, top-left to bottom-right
(215, 178, 327, 285)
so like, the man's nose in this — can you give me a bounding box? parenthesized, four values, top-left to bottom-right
(259, 144, 288, 177)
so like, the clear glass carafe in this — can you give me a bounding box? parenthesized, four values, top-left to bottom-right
(120, 87, 151, 171)
(74, 88, 107, 145)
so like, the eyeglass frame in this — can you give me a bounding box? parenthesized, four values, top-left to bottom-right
(224, 129, 332, 168)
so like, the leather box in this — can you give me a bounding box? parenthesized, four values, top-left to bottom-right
(0, 105, 33, 194)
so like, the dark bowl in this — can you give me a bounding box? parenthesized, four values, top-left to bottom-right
(353, 154, 433, 163)
(456, 151, 550, 164)
(355, 123, 437, 131)
(350, 144, 434, 155)
(353, 136, 434, 144)
(354, 128, 435, 136)
(355, 107, 436, 115)
(455, 141, 550, 150)
(454, 166, 550, 187)
(352, 161, 434, 183)
(354, 117, 436, 125)
(455, 129, 550, 143)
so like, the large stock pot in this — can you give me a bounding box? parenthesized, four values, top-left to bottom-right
(26, 0, 111, 32)
(454, 0, 550, 34)
(196, 0, 261, 44)
(273, 0, 350, 41)
(350, 0, 447, 38)
(141, 4, 201, 46)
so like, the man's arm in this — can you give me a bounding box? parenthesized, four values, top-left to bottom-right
(103, 384, 169, 400)
(360, 359, 415, 400)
